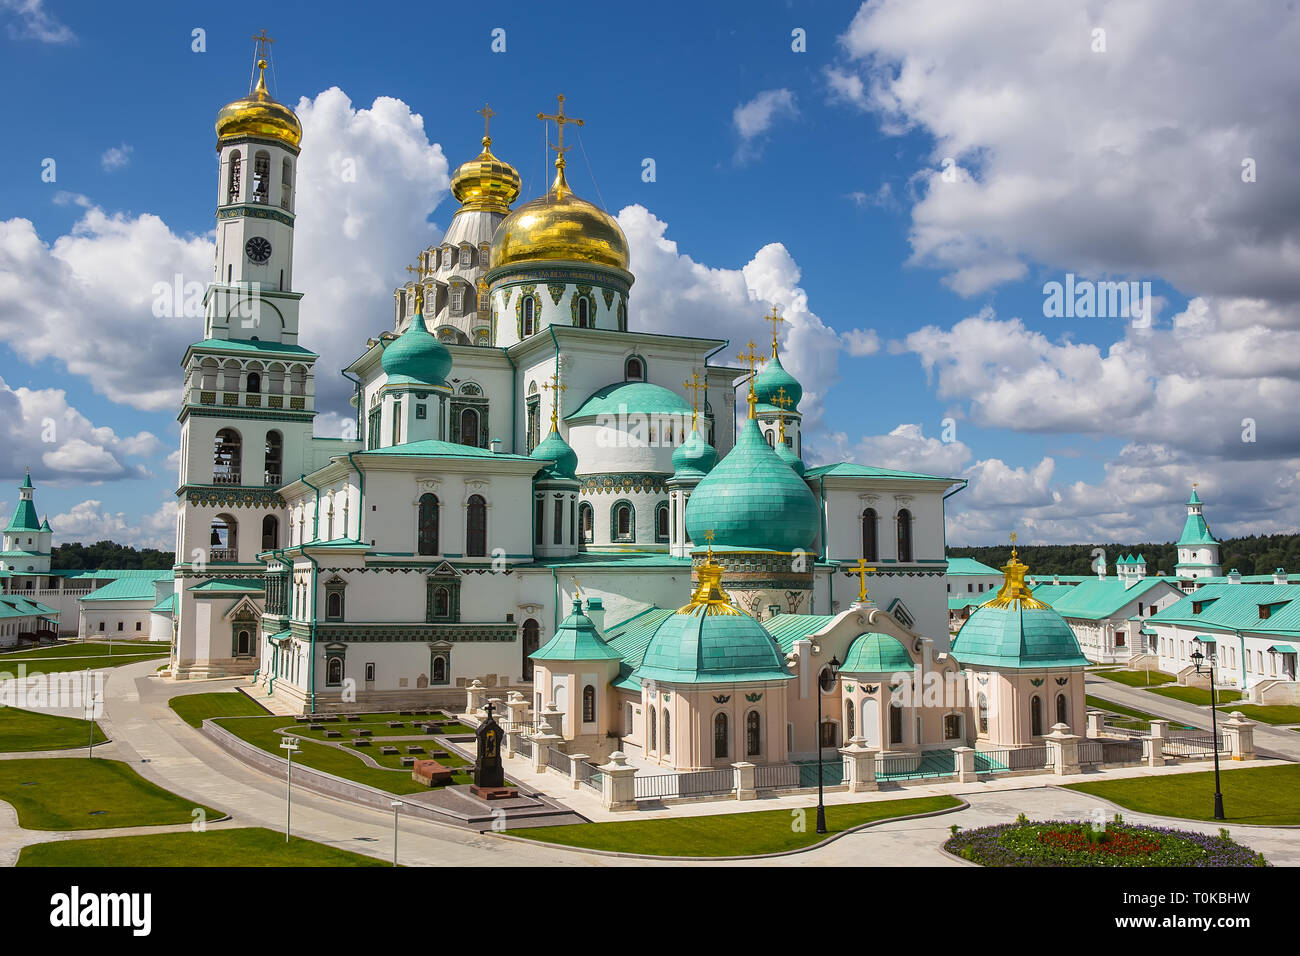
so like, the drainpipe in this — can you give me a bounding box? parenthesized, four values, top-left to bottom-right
(941, 480, 969, 557)
(702, 339, 730, 448)
(816, 473, 829, 614)
(548, 325, 563, 432)
(250, 544, 287, 683)
(345, 451, 365, 543)
(341, 369, 363, 445)
(501, 347, 518, 452)
(300, 474, 322, 713)
(552, 566, 560, 632)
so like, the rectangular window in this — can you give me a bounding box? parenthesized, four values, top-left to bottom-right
(117, 622, 123, 631)
(98, 622, 104, 632)
(135, 622, 142, 631)
(535, 498, 544, 545)
(554, 498, 563, 545)
(416, 404, 427, 420)
(392, 402, 402, 445)
(365, 663, 376, 682)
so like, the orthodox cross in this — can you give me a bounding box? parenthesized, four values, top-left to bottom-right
(772, 387, 792, 441)
(405, 261, 425, 313)
(736, 341, 766, 415)
(1009, 531, 1018, 557)
(483, 701, 496, 721)
(765, 305, 785, 357)
(542, 374, 567, 427)
(683, 371, 706, 426)
(848, 558, 876, 604)
(703, 528, 716, 558)
(477, 103, 496, 146)
(251, 29, 274, 58)
(538, 94, 585, 159)
(572, 577, 582, 599)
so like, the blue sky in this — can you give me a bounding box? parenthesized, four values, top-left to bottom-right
(2, 0, 1298, 550)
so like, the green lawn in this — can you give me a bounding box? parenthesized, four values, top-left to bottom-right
(288, 715, 473, 743)
(215, 714, 472, 795)
(1148, 685, 1243, 707)
(17, 827, 387, 867)
(1218, 703, 1300, 725)
(512, 794, 962, 857)
(1085, 696, 1157, 730)
(0, 706, 107, 752)
(0, 653, 167, 675)
(1095, 669, 1176, 688)
(169, 691, 270, 727)
(0, 641, 159, 659)
(0, 758, 222, 830)
(1066, 764, 1300, 826)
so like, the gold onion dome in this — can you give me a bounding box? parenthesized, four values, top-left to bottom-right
(490, 157, 630, 271)
(450, 137, 522, 214)
(216, 59, 302, 150)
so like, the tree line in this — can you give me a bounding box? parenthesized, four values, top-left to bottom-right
(51, 541, 175, 571)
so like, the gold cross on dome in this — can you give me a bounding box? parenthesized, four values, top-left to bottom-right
(848, 558, 876, 604)
(538, 94, 585, 158)
(773, 387, 792, 441)
(683, 371, 706, 425)
(736, 340, 766, 376)
(251, 29, 275, 58)
(765, 305, 785, 357)
(542, 374, 567, 428)
(477, 103, 496, 144)
(572, 577, 581, 599)
(405, 261, 425, 313)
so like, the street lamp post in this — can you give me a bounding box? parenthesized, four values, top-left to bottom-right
(1190, 647, 1225, 820)
(391, 799, 403, 867)
(815, 655, 842, 835)
(280, 736, 300, 842)
(84, 667, 96, 758)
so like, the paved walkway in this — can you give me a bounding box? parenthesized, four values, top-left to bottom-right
(1, 659, 1296, 866)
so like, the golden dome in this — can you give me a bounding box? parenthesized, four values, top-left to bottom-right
(215, 59, 302, 150)
(450, 137, 521, 214)
(490, 158, 629, 272)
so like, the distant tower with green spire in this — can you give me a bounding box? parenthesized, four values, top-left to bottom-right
(1174, 485, 1221, 583)
(1, 468, 53, 580)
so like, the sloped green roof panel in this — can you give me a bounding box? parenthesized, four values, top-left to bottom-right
(566, 381, 692, 421)
(531, 600, 622, 662)
(633, 610, 793, 684)
(841, 632, 914, 673)
(804, 462, 959, 482)
(4, 498, 41, 533)
(951, 604, 1089, 669)
(946, 557, 1001, 576)
(82, 573, 174, 602)
(763, 613, 836, 652)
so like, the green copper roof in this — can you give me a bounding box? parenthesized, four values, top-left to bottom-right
(357, 440, 533, 461)
(82, 573, 173, 603)
(19, 470, 32, 490)
(946, 557, 1001, 576)
(753, 350, 801, 411)
(530, 427, 579, 480)
(951, 604, 1089, 669)
(1177, 509, 1218, 547)
(150, 593, 177, 614)
(671, 426, 717, 480)
(604, 605, 677, 690)
(381, 312, 452, 387)
(684, 416, 818, 552)
(1188, 488, 1201, 505)
(186, 338, 317, 358)
(5, 493, 41, 534)
(841, 632, 914, 673)
(1150, 583, 1300, 637)
(775, 437, 805, 476)
(39, 516, 51, 531)
(764, 613, 837, 652)
(1040, 577, 1174, 621)
(566, 381, 692, 421)
(633, 607, 793, 684)
(803, 462, 959, 482)
(188, 578, 265, 593)
(531, 599, 622, 662)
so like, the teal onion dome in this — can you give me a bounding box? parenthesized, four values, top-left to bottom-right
(530, 426, 578, 480)
(775, 436, 805, 477)
(381, 313, 452, 387)
(951, 551, 1090, 669)
(671, 426, 717, 480)
(684, 416, 818, 552)
(754, 350, 801, 411)
(632, 557, 792, 684)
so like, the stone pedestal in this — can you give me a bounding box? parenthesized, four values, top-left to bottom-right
(599, 751, 637, 811)
(1221, 712, 1256, 760)
(1148, 719, 1169, 740)
(839, 737, 878, 792)
(953, 746, 976, 783)
(1045, 723, 1080, 776)
(464, 679, 485, 718)
(530, 705, 565, 775)
(1142, 736, 1165, 768)
(731, 761, 756, 800)
(568, 753, 590, 790)
(506, 690, 529, 727)
(1086, 711, 1105, 738)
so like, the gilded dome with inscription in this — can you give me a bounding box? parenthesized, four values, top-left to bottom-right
(450, 137, 521, 214)
(215, 59, 302, 150)
(490, 159, 630, 272)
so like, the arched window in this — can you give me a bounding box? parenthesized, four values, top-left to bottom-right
(236, 630, 251, 656)
(264, 430, 282, 485)
(522, 618, 539, 681)
(765, 430, 775, 447)
(648, 707, 657, 751)
(1056, 693, 1068, 727)
(433, 655, 447, 683)
(280, 158, 292, 209)
(252, 150, 270, 204)
(978, 693, 989, 734)
(577, 297, 591, 328)
(261, 514, 279, 551)
(845, 703, 854, 740)
(434, 587, 450, 619)
(246, 371, 261, 394)
(522, 296, 536, 337)
(624, 356, 644, 381)
(210, 514, 237, 560)
(746, 711, 761, 757)
(612, 501, 634, 542)
(861, 508, 878, 561)
(663, 709, 671, 756)
(460, 407, 480, 447)
(617, 300, 627, 331)
(896, 508, 913, 562)
(327, 657, 343, 685)
(579, 502, 593, 546)
(655, 502, 669, 542)
(889, 702, 904, 745)
(226, 150, 241, 203)
(326, 591, 343, 620)
(214, 428, 241, 484)
(417, 494, 439, 555)
(466, 494, 487, 556)
(624, 702, 633, 736)
(1031, 695, 1043, 736)
(582, 685, 595, 722)
(714, 712, 729, 759)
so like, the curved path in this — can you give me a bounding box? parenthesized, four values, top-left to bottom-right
(3, 659, 1297, 866)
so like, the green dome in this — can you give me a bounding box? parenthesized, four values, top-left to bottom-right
(530, 426, 579, 480)
(753, 351, 801, 411)
(841, 632, 914, 673)
(632, 561, 792, 684)
(950, 553, 1089, 669)
(684, 416, 818, 552)
(531, 599, 621, 662)
(381, 313, 452, 387)
(566, 381, 693, 420)
(671, 426, 717, 480)
(775, 436, 805, 477)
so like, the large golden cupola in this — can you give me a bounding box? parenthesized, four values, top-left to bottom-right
(215, 58, 303, 151)
(450, 128, 522, 215)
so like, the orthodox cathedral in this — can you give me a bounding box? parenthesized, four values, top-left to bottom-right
(162, 47, 1094, 766)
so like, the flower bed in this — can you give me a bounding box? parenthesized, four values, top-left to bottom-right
(945, 818, 1268, 867)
